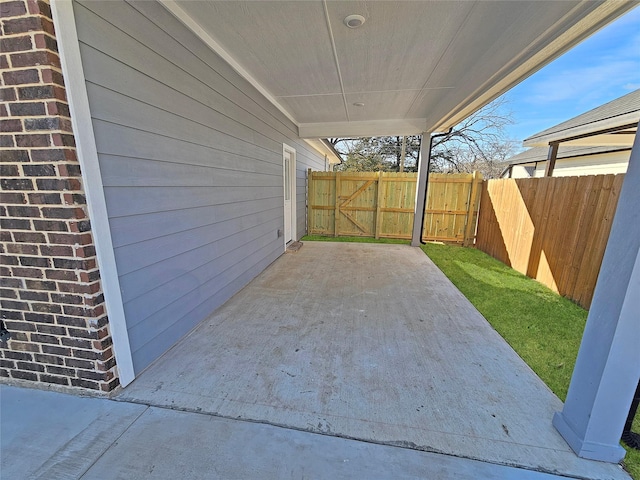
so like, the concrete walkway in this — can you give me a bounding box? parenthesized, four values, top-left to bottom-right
(0, 384, 619, 479)
(114, 242, 629, 480)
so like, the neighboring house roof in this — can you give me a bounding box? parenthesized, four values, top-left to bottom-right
(523, 89, 640, 147)
(503, 90, 639, 177)
(505, 145, 632, 167)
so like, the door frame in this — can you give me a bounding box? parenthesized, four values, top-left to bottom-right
(283, 144, 297, 248)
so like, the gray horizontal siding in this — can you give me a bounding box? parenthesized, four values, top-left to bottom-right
(109, 198, 282, 248)
(92, 120, 279, 180)
(74, 0, 324, 374)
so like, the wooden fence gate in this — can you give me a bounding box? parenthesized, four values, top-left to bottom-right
(307, 171, 483, 245)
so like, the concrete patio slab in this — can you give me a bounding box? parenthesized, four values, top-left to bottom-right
(117, 242, 629, 480)
(1, 384, 585, 479)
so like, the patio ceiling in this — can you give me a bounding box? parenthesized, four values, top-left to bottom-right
(162, 1, 635, 139)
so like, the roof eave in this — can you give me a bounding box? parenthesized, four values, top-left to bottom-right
(303, 138, 343, 165)
(524, 116, 640, 147)
(162, 0, 637, 139)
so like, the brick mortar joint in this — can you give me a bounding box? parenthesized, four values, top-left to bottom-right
(0, 16, 54, 24)
(1, 29, 57, 38)
(3, 116, 74, 128)
(1, 291, 109, 309)
(13, 330, 112, 343)
(3, 251, 98, 259)
(1, 4, 55, 23)
(5, 50, 62, 63)
(3, 365, 119, 379)
(8, 113, 71, 121)
(1, 35, 59, 49)
(10, 128, 76, 137)
(4, 288, 105, 301)
(0, 106, 75, 115)
(2, 75, 67, 87)
(3, 288, 104, 300)
(1, 316, 110, 331)
(3, 130, 75, 139)
(3, 94, 68, 102)
(3, 107, 71, 119)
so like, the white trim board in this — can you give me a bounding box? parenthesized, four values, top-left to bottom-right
(50, 0, 136, 386)
(299, 119, 427, 139)
(283, 143, 297, 248)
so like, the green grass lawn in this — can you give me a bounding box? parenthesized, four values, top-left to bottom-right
(421, 242, 639, 479)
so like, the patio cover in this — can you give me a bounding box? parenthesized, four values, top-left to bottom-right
(162, 1, 636, 139)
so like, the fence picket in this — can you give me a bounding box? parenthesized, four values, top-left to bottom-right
(475, 174, 624, 309)
(307, 171, 482, 244)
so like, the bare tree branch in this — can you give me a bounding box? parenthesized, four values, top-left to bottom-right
(332, 97, 517, 178)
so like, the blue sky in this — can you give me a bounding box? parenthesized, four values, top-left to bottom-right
(500, 6, 640, 145)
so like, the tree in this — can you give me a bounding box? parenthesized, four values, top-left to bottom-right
(329, 97, 517, 179)
(329, 136, 421, 172)
(331, 136, 422, 172)
(429, 97, 518, 178)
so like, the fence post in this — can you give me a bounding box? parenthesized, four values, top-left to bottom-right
(464, 171, 482, 246)
(334, 171, 341, 237)
(307, 168, 312, 236)
(375, 170, 384, 239)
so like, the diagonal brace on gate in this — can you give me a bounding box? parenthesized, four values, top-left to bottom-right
(340, 180, 375, 208)
(340, 209, 370, 234)
(338, 179, 375, 234)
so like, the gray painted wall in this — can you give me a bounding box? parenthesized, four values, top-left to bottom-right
(74, 0, 325, 373)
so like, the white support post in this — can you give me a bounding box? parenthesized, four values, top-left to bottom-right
(411, 133, 430, 247)
(553, 121, 640, 462)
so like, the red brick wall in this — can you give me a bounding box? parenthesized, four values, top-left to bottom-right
(1, 0, 119, 392)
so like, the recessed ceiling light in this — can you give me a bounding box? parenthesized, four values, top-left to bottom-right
(353, 102, 365, 107)
(344, 14, 365, 29)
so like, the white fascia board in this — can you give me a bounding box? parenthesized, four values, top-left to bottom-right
(159, 0, 299, 128)
(50, 0, 136, 386)
(299, 119, 427, 139)
(559, 134, 637, 148)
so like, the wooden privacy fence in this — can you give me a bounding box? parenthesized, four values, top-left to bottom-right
(307, 170, 483, 245)
(424, 172, 482, 244)
(475, 174, 624, 309)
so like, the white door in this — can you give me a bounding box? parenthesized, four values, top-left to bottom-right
(283, 146, 296, 245)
